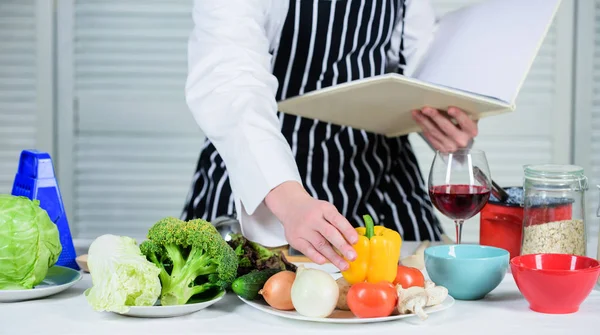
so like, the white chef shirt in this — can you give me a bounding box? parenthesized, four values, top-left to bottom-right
(185, 0, 437, 247)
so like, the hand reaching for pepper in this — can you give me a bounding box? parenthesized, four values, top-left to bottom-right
(265, 181, 358, 271)
(412, 106, 478, 153)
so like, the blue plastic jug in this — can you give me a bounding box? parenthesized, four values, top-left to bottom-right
(11, 150, 79, 270)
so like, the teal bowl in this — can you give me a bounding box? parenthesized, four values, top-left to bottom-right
(424, 244, 509, 300)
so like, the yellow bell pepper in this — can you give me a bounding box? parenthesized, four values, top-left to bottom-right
(342, 214, 402, 284)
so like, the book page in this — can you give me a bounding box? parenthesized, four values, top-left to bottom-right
(277, 74, 513, 137)
(412, 0, 561, 104)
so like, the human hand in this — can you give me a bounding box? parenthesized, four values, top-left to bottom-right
(412, 106, 478, 153)
(265, 181, 358, 271)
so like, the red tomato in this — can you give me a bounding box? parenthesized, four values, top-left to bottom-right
(346, 281, 398, 318)
(393, 265, 425, 288)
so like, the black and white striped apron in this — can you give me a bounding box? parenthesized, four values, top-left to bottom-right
(182, 0, 443, 241)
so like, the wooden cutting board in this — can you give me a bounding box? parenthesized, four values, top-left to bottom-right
(274, 246, 318, 264)
(76, 254, 89, 273)
(276, 233, 452, 264)
(75, 234, 452, 273)
(74, 246, 315, 274)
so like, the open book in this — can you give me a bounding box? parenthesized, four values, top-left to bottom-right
(277, 0, 562, 137)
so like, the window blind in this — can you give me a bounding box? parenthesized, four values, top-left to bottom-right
(0, 0, 52, 194)
(70, 0, 203, 238)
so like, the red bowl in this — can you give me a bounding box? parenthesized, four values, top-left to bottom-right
(510, 253, 600, 314)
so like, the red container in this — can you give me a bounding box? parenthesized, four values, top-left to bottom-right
(511, 254, 600, 314)
(479, 187, 572, 260)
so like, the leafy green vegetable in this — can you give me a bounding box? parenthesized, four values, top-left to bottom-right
(0, 195, 62, 290)
(140, 217, 238, 306)
(84, 234, 162, 313)
(227, 233, 297, 277)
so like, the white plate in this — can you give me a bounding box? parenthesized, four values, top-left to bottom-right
(0, 266, 82, 303)
(239, 272, 454, 324)
(115, 290, 225, 318)
(243, 258, 454, 323)
(239, 294, 454, 324)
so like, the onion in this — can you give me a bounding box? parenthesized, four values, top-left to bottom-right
(259, 271, 296, 310)
(291, 266, 339, 318)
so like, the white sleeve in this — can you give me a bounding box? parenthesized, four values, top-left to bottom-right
(387, 0, 437, 77)
(185, 0, 299, 247)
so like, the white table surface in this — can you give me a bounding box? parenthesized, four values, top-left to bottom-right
(1, 242, 599, 335)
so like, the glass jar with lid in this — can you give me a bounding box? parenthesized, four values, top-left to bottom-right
(520, 164, 588, 256)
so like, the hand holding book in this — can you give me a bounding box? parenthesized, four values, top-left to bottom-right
(277, 0, 562, 137)
(412, 107, 478, 153)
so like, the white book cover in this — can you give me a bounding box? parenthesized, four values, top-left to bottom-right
(276, 0, 562, 137)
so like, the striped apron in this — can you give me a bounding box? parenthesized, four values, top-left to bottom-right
(181, 0, 443, 241)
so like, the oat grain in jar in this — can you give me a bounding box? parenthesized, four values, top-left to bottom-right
(520, 165, 588, 256)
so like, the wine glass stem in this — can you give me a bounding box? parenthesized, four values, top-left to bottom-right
(455, 220, 464, 244)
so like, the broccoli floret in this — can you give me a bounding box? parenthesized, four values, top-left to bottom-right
(140, 217, 238, 306)
(227, 233, 296, 277)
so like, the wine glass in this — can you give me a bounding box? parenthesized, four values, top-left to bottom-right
(428, 149, 492, 244)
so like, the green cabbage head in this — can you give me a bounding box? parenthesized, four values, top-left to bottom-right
(0, 195, 62, 290)
(85, 234, 161, 313)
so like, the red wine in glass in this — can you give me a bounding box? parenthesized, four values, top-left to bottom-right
(427, 149, 492, 244)
(429, 185, 491, 220)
